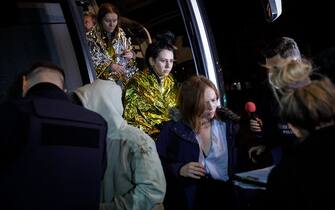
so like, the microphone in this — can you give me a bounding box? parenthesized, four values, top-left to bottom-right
(245, 101, 257, 120)
(245, 101, 263, 138)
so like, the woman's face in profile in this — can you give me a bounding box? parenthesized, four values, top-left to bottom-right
(102, 12, 118, 33)
(201, 87, 218, 120)
(150, 49, 174, 79)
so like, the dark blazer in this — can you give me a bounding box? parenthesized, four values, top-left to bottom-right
(265, 125, 335, 210)
(156, 118, 238, 210)
(0, 83, 107, 210)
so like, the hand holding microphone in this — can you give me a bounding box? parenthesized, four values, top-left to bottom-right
(245, 102, 266, 163)
(250, 118, 263, 132)
(245, 102, 263, 136)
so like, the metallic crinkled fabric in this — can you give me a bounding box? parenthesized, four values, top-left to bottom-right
(123, 69, 178, 138)
(86, 26, 138, 84)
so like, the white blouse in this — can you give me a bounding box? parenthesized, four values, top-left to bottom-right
(196, 119, 229, 181)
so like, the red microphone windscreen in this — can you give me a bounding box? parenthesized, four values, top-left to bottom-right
(245, 102, 256, 113)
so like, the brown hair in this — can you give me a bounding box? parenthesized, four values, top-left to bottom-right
(97, 3, 120, 31)
(178, 75, 219, 131)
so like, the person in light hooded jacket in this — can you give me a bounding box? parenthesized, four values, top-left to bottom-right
(75, 79, 166, 210)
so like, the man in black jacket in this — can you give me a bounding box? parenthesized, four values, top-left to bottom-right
(248, 37, 300, 165)
(0, 62, 107, 210)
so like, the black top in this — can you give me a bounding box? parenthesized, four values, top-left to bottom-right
(264, 125, 335, 210)
(0, 82, 107, 210)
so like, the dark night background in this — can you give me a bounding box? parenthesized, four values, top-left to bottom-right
(108, 0, 335, 85)
(109, 0, 335, 112)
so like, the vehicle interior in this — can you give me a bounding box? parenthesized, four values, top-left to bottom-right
(89, 0, 196, 84)
(1, 0, 335, 111)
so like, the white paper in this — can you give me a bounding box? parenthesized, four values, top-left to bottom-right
(233, 165, 275, 189)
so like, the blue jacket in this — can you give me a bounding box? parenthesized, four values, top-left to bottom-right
(156, 118, 238, 210)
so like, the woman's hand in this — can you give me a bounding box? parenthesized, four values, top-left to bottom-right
(250, 118, 263, 132)
(248, 145, 266, 163)
(123, 50, 134, 59)
(110, 63, 125, 78)
(179, 162, 206, 179)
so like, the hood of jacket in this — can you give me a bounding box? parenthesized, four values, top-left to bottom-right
(75, 79, 127, 140)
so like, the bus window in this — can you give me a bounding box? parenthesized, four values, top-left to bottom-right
(0, 2, 83, 102)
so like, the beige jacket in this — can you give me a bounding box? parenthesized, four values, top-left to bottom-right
(75, 79, 166, 210)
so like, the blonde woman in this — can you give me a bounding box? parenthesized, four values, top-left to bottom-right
(264, 59, 335, 210)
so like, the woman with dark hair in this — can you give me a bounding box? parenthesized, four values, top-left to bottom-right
(155, 75, 238, 210)
(123, 31, 178, 138)
(86, 3, 137, 86)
